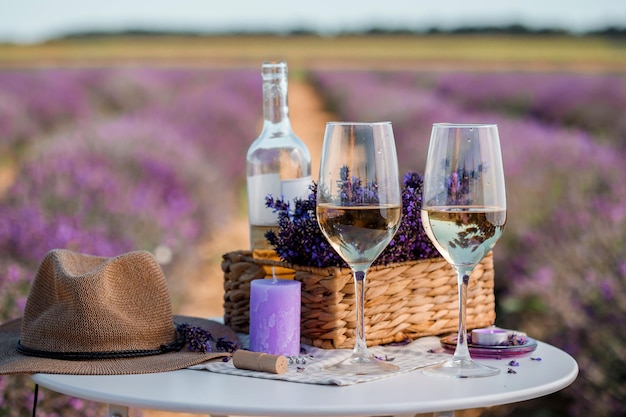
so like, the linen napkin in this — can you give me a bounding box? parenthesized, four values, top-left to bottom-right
(189, 336, 448, 386)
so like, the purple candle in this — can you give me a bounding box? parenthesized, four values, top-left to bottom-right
(249, 277, 301, 356)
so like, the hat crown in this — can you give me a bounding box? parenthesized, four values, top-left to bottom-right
(20, 249, 176, 356)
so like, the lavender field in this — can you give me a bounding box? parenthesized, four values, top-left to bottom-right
(0, 67, 261, 415)
(312, 69, 626, 417)
(0, 66, 624, 416)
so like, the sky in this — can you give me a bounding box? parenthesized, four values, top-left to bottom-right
(0, 0, 624, 44)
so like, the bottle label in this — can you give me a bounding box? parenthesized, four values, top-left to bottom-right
(248, 173, 281, 225)
(247, 175, 312, 226)
(281, 176, 312, 203)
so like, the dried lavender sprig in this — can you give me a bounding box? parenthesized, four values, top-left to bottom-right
(265, 172, 438, 268)
(176, 323, 240, 354)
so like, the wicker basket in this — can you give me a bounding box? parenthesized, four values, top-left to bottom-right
(223, 250, 495, 349)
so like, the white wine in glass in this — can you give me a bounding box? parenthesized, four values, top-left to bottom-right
(421, 123, 507, 378)
(316, 122, 402, 375)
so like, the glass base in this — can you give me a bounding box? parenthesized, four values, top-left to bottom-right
(325, 353, 399, 376)
(423, 358, 500, 378)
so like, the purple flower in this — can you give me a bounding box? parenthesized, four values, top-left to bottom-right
(176, 323, 239, 353)
(265, 172, 438, 267)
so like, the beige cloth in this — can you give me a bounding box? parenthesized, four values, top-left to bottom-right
(190, 336, 446, 386)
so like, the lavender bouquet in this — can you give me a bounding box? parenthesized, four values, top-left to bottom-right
(265, 171, 438, 268)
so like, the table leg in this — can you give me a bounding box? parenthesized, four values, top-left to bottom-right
(433, 411, 455, 417)
(108, 404, 129, 417)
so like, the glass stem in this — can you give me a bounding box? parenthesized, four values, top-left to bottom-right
(453, 266, 474, 363)
(352, 269, 369, 358)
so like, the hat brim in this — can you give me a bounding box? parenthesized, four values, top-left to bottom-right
(0, 315, 239, 375)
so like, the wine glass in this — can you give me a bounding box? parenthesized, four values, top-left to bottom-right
(421, 123, 507, 378)
(316, 122, 402, 375)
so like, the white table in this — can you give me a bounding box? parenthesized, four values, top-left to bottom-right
(33, 341, 577, 417)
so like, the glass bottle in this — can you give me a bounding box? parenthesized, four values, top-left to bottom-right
(246, 61, 312, 252)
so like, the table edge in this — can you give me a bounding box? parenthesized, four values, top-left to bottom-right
(32, 341, 579, 416)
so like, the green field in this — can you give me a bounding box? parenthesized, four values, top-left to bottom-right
(1, 34, 625, 72)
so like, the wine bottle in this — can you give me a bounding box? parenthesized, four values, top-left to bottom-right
(246, 61, 311, 252)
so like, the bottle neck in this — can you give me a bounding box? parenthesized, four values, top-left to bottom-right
(262, 64, 291, 131)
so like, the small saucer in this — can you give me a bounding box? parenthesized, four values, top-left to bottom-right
(440, 335, 538, 358)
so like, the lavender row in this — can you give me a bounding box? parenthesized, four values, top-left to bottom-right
(310, 69, 625, 417)
(0, 68, 260, 416)
(406, 71, 626, 149)
(1, 67, 259, 314)
(0, 68, 228, 153)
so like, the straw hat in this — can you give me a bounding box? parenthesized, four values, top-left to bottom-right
(0, 249, 238, 375)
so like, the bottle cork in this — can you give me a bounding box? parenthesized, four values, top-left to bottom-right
(232, 350, 288, 374)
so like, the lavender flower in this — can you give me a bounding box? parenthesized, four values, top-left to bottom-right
(176, 323, 239, 353)
(337, 166, 379, 205)
(377, 172, 438, 264)
(265, 172, 438, 267)
(266, 183, 344, 267)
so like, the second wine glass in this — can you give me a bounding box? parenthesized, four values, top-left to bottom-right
(316, 122, 402, 375)
(421, 123, 507, 378)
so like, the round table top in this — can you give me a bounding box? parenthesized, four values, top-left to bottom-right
(33, 341, 578, 416)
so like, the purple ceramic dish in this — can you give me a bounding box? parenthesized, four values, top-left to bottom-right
(440, 335, 538, 358)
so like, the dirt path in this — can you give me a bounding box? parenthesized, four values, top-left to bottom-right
(0, 160, 15, 197)
(143, 77, 332, 417)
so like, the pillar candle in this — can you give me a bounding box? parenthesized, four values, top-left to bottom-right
(249, 277, 301, 356)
